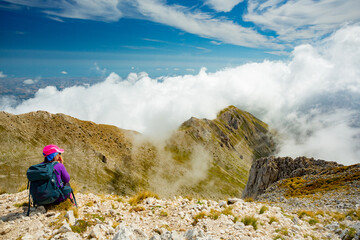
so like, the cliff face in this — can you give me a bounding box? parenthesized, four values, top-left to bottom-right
(242, 156, 342, 199)
(0, 106, 276, 198)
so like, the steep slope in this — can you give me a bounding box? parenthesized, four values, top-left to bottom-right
(158, 106, 276, 198)
(0, 111, 156, 194)
(0, 106, 276, 198)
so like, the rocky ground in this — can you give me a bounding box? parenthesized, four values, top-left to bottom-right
(1, 190, 360, 240)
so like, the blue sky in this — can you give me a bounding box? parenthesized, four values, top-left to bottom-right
(0, 0, 360, 78)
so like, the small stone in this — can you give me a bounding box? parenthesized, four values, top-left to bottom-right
(65, 210, 76, 225)
(91, 224, 105, 239)
(21, 233, 34, 240)
(36, 206, 46, 214)
(234, 222, 245, 230)
(149, 234, 161, 240)
(219, 201, 227, 208)
(45, 212, 56, 217)
(325, 222, 340, 232)
(227, 198, 242, 205)
(59, 222, 72, 233)
(184, 228, 205, 240)
(62, 232, 82, 240)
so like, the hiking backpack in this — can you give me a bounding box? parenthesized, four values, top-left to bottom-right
(26, 161, 76, 216)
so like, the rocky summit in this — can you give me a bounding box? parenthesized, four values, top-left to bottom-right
(1, 189, 360, 240)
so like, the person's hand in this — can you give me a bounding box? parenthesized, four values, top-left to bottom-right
(58, 155, 63, 164)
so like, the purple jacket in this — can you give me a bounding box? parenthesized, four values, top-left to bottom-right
(53, 162, 70, 186)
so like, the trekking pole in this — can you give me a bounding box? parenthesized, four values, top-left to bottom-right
(71, 190, 78, 207)
(26, 181, 31, 216)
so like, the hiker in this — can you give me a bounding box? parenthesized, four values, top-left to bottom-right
(42, 144, 72, 203)
(26, 144, 76, 215)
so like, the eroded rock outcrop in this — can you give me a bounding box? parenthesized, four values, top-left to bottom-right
(242, 156, 342, 199)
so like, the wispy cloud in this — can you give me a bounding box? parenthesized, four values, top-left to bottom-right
(47, 15, 65, 22)
(3, 0, 360, 50)
(94, 62, 107, 76)
(61, 71, 68, 75)
(210, 40, 222, 45)
(3, 0, 122, 22)
(204, 0, 243, 12)
(23, 79, 36, 84)
(142, 38, 167, 43)
(135, 0, 280, 49)
(244, 0, 360, 43)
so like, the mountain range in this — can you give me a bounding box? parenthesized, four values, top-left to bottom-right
(0, 105, 276, 199)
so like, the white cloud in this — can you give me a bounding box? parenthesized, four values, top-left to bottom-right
(186, 68, 195, 72)
(2, 26, 360, 165)
(4, 0, 122, 22)
(47, 16, 64, 22)
(94, 62, 107, 76)
(135, 0, 281, 49)
(210, 40, 221, 45)
(61, 71, 68, 75)
(0, 71, 6, 78)
(23, 79, 35, 84)
(205, 0, 243, 12)
(244, 0, 360, 43)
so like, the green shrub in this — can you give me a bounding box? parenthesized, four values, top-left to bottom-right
(259, 205, 268, 214)
(241, 216, 258, 230)
(308, 218, 319, 226)
(192, 212, 207, 226)
(14, 201, 28, 208)
(71, 220, 90, 233)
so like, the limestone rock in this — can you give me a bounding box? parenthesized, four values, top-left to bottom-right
(113, 224, 147, 240)
(242, 156, 342, 199)
(65, 210, 76, 225)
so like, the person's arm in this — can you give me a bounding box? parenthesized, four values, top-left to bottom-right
(58, 163, 70, 184)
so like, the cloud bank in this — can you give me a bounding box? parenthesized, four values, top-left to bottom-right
(2, 25, 360, 165)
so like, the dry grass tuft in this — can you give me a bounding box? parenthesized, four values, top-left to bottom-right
(244, 197, 254, 202)
(259, 205, 268, 214)
(241, 216, 258, 230)
(128, 190, 159, 206)
(130, 206, 145, 212)
(269, 216, 279, 224)
(47, 199, 78, 218)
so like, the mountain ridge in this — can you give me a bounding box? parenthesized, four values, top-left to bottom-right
(0, 106, 276, 198)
